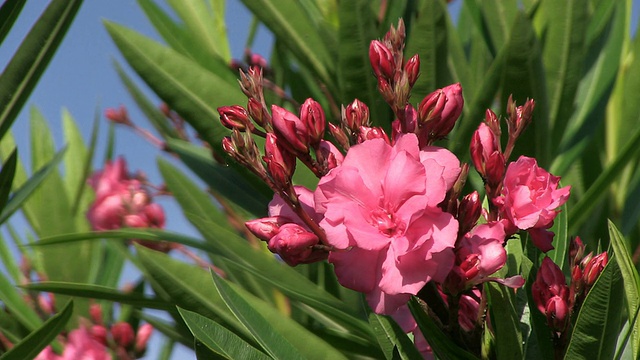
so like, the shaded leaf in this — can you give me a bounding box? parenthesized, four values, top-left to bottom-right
(368, 312, 423, 360)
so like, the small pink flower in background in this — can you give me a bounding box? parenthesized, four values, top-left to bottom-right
(36, 325, 112, 360)
(315, 134, 460, 314)
(87, 157, 169, 251)
(500, 156, 570, 252)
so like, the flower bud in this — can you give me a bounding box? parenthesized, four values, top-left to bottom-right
(405, 55, 420, 88)
(569, 236, 585, 267)
(357, 126, 391, 144)
(583, 252, 608, 289)
(343, 99, 370, 131)
(90, 303, 103, 325)
(300, 99, 325, 146)
(245, 216, 282, 241)
(328, 123, 350, 150)
(111, 322, 135, 348)
(91, 324, 109, 345)
(369, 40, 395, 80)
(377, 77, 395, 104)
(507, 95, 535, 138)
(458, 191, 481, 234)
(134, 323, 154, 354)
(105, 105, 132, 126)
(532, 257, 568, 314)
(271, 105, 310, 154)
(470, 122, 504, 184)
(418, 83, 463, 141)
(318, 140, 344, 171)
(218, 105, 252, 131)
(268, 223, 320, 266)
(247, 98, 267, 128)
(545, 295, 570, 332)
(264, 133, 296, 188)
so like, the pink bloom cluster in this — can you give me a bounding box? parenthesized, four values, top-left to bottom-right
(87, 157, 170, 252)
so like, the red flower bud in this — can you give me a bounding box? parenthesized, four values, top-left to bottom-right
(135, 323, 154, 354)
(245, 216, 282, 241)
(569, 236, 585, 266)
(111, 322, 135, 348)
(91, 325, 108, 345)
(532, 257, 568, 314)
(583, 252, 608, 289)
(458, 191, 481, 234)
(271, 105, 310, 154)
(418, 83, 463, 141)
(377, 77, 394, 104)
(343, 99, 370, 131)
(369, 40, 395, 80)
(545, 295, 570, 332)
(357, 126, 390, 144)
(218, 105, 252, 131)
(405, 55, 420, 88)
(105, 105, 132, 126)
(247, 98, 267, 127)
(264, 133, 296, 188)
(300, 98, 325, 145)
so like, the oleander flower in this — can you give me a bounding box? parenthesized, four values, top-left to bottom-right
(315, 133, 460, 314)
(500, 156, 570, 252)
(456, 222, 507, 285)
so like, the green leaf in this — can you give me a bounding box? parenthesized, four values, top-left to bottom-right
(104, 20, 245, 151)
(337, 0, 388, 126)
(0, 301, 72, 360)
(608, 220, 640, 359)
(212, 272, 345, 360)
(405, 0, 450, 100)
(166, 138, 269, 218)
(563, 253, 624, 359)
(239, 0, 336, 92)
(547, 202, 569, 272)
(479, 0, 517, 56)
(368, 312, 423, 360)
(22, 282, 171, 310)
(408, 297, 479, 360)
(0, 0, 83, 142)
(178, 307, 270, 360)
(487, 282, 523, 360)
(0, 144, 66, 224)
(0, 0, 26, 46)
(0, 266, 42, 332)
(0, 148, 17, 214)
(113, 60, 179, 139)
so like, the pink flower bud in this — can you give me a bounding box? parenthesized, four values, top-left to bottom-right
(583, 252, 608, 289)
(357, 126, 390, 144)
(343, 99, 370, 131)
(222, 136, 237, 157)
(91, 324, 108, 345)
(134, 324, 153, 354)
(369, 40, 395, 80)
(247, 98, 266, 127)
(405, 55, 420, 88)
(144, 203, 166, 228)
(532, 257, 568, 314)
(328, 123, 350, 150)
(470, 123, 504, 184)
(545, 295, 570, 332)
(418, 83, 463, 141)
(300, 99, 325, 145)
(111, 322, 135, 348)
(418, 89, 446, 124)
(105, 105, 131, 126)
(318, 140, 344, 170)
(249, 53, 269, 69)
(264, 133, 296, 187)
(507, 96, 535, 138)
(90, 303, 103, 325)
(218, 105, 252, 131)
(271, 105, 310, 154)
(268, 223, 320, 266)
(245, 216, 282, 241)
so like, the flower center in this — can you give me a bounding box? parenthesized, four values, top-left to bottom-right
(370, 208, 405, 237)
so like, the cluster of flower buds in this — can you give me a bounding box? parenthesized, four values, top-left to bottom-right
(87, 157, 173, 252)
(33, 305, 152, 360)
(230, 48, 271, 76)
(532, 239, 608, 336)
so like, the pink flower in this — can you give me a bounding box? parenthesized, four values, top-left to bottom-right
(271, 105, 310, 154)
(37, 325, 112, 360)
(456, 222, 507, 285)
(268, 223, 321, 266)
(315, 134, 460, 314)
(501, 156, 570, 252)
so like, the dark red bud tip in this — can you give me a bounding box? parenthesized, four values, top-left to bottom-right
(343, 99, 370, 131)
(405, 55, 420, 88)
(105, 105, 131, 126)
(111, 322, 135, 348)
(218, 105, 251, 131)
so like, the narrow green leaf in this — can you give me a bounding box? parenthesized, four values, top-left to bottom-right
(178, 307, 270, 360)
(22, 282, 171, 310)
(0, 0, 83, 142)
(104, 21, 244, 151)
(211, 273, 310, 360)
(487, 282, 523, 360)
(166, 138, 269, 218)
(564, 253, 624, 359)
(239, 0, 336, 92)
(0, 145, 66, 224)
(479, 0, 517, 56)
(0, 233, 21, 283)
(368, 312, 423, 360)
(405, 0, 450, 100)
(0, 0, 26, 46)
(408, 297, 479, 360)
(0, 301, 72, 360)
(547, 202, 569, 272)
(0, 267, 41, 332)
(337, 0, 388, 126)
(0, 148, 17, 214)
(608, 220, 640, 359)
(113, 60, 179, 139)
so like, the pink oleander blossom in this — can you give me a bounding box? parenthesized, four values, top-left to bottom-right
(500, 156, 570, 252)
(315, 134, 460, 314)
(456, 222, 507, 285)
(36, 326, 112, 360)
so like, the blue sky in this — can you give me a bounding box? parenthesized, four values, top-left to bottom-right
(1, 0, 638, 358)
